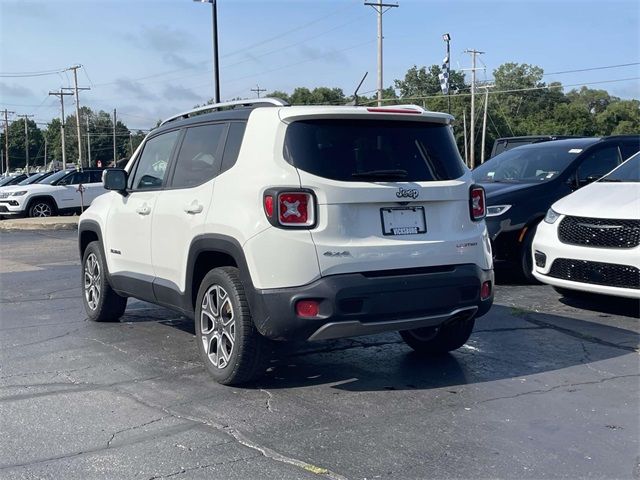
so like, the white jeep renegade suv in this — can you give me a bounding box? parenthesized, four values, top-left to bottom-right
(79, 99, 494, 385)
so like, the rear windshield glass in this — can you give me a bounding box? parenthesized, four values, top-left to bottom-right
(283, 120, 465, 182)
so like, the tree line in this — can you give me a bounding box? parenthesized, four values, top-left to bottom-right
(267, 62, 639, 162)
(3, 62, 637, 172)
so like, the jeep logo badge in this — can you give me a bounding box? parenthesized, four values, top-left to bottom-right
(396, 187, 419, 199)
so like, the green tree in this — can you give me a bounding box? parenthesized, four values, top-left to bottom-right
(394, 65, 466, 99)
(4, 118, 44, 171)
(595, 99, 640, 135)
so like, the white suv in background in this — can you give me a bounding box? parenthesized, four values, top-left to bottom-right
(79, 99, 494, 385)
(0, 168, 106, 217)
(532, 153, 640, 299)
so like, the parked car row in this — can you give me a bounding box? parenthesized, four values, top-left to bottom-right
(0, 168, 107, 217)
(473, 135, 639, 281)
(475, 136, 639, 300)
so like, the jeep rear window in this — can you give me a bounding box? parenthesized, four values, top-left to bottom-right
(283, 119, 465, 182)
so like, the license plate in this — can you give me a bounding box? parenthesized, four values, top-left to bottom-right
(381, 207, 426, 236)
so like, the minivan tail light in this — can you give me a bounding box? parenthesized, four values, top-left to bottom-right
(470, 186, 486, 221)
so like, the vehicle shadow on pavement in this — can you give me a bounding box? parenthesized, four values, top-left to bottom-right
(557, 293, 639, 318)
(241, 304, 638, 391)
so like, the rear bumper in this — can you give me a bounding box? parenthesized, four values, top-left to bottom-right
(250, 264, 494, 341)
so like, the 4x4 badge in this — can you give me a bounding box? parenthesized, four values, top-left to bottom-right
(396, 188, 419, 199)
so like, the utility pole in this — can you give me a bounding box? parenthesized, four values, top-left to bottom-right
(49, 90, 73, 170)
(2, 109, 14, 173)
(464, 49, 484, 168)
(86, 116, 92, 166)
(44, 136, 47, 168)
(365, 0, 398, 106)
(16, 114, 34, 172)
(462, 108, 469, 166)
(113, 109, 117, 165)
(480, 85, 493, 164)
(250, 85, 266, 98)
(64, 65, 90, 168)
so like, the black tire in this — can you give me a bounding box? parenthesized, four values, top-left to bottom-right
(81, 241, 127, 322)
(400, 316, 476, 355)
(28, 198, 56, 218)
(520, 223, 542, 284)
(195, 267, 267, 385)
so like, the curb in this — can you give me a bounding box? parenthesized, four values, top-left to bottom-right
(0, 216, 79, 231)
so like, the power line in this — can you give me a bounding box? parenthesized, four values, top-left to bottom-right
(366, 76, 640, 104)
(545, 62, 640, 76)
(0, 67, 70, 78)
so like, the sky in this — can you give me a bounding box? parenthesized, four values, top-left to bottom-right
(1, 0, 639, 131)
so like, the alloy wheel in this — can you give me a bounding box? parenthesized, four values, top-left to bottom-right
(200, 285, 236, 369)
(33, 202, 52, 217)
(84, 253, 101, 310)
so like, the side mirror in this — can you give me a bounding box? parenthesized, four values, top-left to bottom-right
(103, 169, 127, 195)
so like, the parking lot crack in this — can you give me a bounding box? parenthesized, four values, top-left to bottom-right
(143, 405, 348, 480)
(477, 373, 639, 405)
(521, 315, 639, 352)
(7, 325, 87, 349)
(107, 416, 171, 448)
(259, 388, 274, 412)
(146, 454, 263, 479)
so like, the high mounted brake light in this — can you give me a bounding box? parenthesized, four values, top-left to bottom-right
(366, 108, 421, 114)
(470, 186, 486, 221)
(264, 189, 317, 229)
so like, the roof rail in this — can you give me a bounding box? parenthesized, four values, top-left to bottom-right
(160, 97, 289, 126)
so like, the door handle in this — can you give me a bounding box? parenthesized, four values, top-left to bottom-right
(184, 202, 204, 215)
(136, 204, 151, 216)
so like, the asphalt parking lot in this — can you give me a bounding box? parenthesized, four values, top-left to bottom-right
(1, 230, 638, 480)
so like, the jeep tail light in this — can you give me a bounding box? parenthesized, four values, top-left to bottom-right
(264, 195, 274, 218)
(278, 192, 314, 226)
(470, 186, 486, 221)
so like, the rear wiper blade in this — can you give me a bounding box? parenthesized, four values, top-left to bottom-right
(598, 178, 622, 182)
(352, 169, 408, 179)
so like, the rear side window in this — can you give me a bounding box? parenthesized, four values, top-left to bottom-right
(170, 123, 226, 188)
(620, 141, 640, 161)
(220, 122, 247, 174)
(577, 145, 621, 182)
(284, 120, 465, 182)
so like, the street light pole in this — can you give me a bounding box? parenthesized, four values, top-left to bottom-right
(194, 0, 220, 103)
